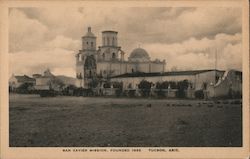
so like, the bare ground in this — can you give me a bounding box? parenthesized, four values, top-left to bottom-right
(9, 94, 242, 147)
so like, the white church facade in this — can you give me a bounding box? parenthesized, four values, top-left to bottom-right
(75, 27, 166, 88)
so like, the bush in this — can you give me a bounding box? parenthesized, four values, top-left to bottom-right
(169, 81, 178, 89)
(156, 81, 169, 89)
(16, 83, 34, 94)
(195, 90, 204, 99)
(113, 82, 123, 89)
(138, 80, 152, 97)
(176, 80, 189, 98)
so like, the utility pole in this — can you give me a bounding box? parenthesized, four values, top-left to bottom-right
(214, 48, 218, 98)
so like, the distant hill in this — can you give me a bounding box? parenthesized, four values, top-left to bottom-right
(56, 75, 77, 86)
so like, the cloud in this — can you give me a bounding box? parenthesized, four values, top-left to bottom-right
(9, 48, 76, 77)
(9, 7, 242, 77)
(17, 7, 241, 42)
(45, 35, 81, 51)
(144, 33, 242, 71)
(133, 7, 242, 44)
(9, 9, 49, 52)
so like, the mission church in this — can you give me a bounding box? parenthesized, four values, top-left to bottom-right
(75, 27, 166, 88)
(74, 27, 242, 98)
(9, 27, 242, 98)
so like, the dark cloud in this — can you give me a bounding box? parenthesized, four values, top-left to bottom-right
(9, 7, 243, 76)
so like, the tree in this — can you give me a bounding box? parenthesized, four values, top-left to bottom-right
(89, 79, 99, 88)
(177, 80, 189, 98)
(17, 83, 34, 94)
(156, 81, 169, 89)
(169, 81, 177, 89)
(48, 77, 65, 90)
(113, 82, 123, 97)
(112, 82, 123, 89)
(138, 80, 152, 97)
(155, 81, 170, 97)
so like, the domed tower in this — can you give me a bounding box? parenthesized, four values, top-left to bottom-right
(82, 27, 96, 55)
(128, 47, 166, 73)
(128, 48, 150, 62)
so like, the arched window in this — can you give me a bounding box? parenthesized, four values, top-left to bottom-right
(107, 37, 110, 46)
(112, 53, 116, 59)
(203, 82, 207, 90)
(112, 37, 115, 46)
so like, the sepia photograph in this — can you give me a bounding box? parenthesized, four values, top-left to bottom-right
(0, 0, 249, 159)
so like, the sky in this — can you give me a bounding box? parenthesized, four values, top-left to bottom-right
(9, 7, 242, 77)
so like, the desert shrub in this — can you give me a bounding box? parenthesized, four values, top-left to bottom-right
(195, 90, 204, 99)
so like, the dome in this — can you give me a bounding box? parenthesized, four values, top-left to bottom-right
(84, 27, 96, 38)
(129, 48, 150, 61)
(84, 32, 95, 37)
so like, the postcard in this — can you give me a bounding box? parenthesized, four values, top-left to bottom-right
(0, 0, 249, 158)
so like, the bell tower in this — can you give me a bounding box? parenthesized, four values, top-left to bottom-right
(76, 27, 97, 87)
(82, 27, 96, 55)
(99, 30, 121, 61)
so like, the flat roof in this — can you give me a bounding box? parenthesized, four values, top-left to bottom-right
(111, 69, 226, 78)
(102, 30, 118, 34)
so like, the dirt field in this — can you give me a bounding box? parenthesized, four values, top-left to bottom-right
(9, 94, 242, 147)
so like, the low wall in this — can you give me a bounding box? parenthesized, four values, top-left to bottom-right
(207, 70, 242, 98)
